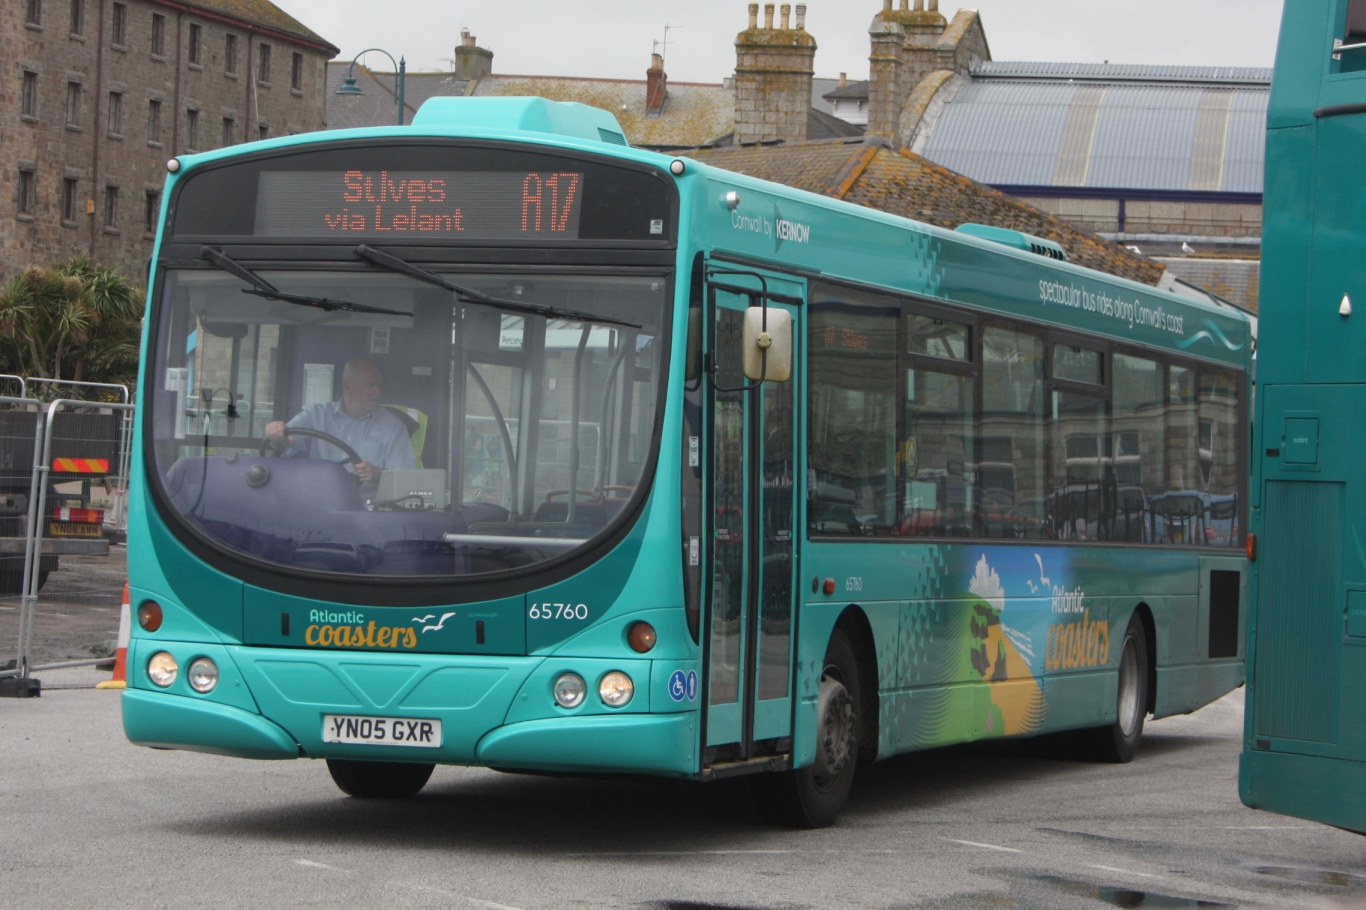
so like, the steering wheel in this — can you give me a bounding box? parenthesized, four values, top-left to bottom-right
(259, 427, 363, 465)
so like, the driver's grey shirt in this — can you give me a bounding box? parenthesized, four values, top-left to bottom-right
(283, 402, 416, 471)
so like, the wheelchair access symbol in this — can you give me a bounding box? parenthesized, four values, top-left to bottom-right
(668, 669, 698, 702)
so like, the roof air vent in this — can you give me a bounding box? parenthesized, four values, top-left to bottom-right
(955, 223, 1068, 262)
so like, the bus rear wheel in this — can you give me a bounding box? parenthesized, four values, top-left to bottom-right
(1081, 614, 1149, 763)
(752, 629, 860, 828)
(326, 759, 434, 799)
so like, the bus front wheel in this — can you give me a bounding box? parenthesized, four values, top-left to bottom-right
(1081, 613, 1149, 763)
(752, 629, 860, 828)
(326, 759, 434, 799)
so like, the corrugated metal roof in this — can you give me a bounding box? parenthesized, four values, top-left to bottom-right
(920, 71, 1267, 193)
(972, 61, 1273, 84)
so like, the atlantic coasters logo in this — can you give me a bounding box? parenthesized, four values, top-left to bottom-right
(303, 609, 420, 649)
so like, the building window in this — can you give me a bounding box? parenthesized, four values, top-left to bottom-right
(103, 185, 119, 229)
(26, 0, 42, 27)
(61, 177, 79, 223)
(70, 0, 84, 36)
(291, 52, 304, 91)
(258, 123, 269, 140)
(17, 168, 37, 218)
(144, 190, 161, 233)
(111, 2, 126, 46)
(221, 115, 235, 146)
(188, 23, 202, 66)
(66, 80, 82, 127)
(108, 90, 124, 135)
(257, 43, 271, 84)
(225, 34, 238, 75)
(185, 108, 200, 150)
(151, 13, 166, 56)
(22, 70, 39, 119)
(147, 99, 162, 143)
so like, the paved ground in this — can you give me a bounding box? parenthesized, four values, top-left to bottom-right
(0, 547, 126, 671)
(3, 674, 1364, 910)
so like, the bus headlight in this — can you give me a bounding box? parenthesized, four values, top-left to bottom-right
(187, 657, 219, 693)
(599, 671, 634, 707)
(147, 651, 178, 688)
(553, 673, 586, 708)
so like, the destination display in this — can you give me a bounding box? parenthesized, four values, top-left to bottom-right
(167, 143, 675, 242)
(254, 170, 585, 240)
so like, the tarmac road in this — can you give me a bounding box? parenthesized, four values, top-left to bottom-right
(2, 677, 1364, 910)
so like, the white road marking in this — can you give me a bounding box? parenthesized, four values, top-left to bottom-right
(1089, 864, 1156, 878)
(944, 838, 1022, 853)
(567, 849, 793, 857)
(294, 858, 526, 909)
(295, 859, 346, 871)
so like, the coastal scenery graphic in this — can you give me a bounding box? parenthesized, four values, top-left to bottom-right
(892, 547, 1106, 750)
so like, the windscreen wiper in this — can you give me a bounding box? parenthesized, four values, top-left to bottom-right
(200, 247, 413, 318)
(354, 244, 641, 329)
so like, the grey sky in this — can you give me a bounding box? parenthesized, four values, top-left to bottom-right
(282, 0, 1286, 84)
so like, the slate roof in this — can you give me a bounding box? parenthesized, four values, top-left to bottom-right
(156, 0, 337, 52)
(325, 64, 417, 130)
(471, 75, 736, 149)
(682, 138, 1165, 287)
(324, 63, 854, 148)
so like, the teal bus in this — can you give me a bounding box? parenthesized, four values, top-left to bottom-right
(123, 96, 1252, 826)
(1241, 0, 1366, 834)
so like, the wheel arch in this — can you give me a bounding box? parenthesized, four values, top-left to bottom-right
(833, 604, 879, 761)
(1130, 601, 1157, 714)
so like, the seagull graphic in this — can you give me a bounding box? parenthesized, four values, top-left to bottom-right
(420, 612, 456, 633)
(412, 614, 435, 624)
(1034, 553, 1050, 590)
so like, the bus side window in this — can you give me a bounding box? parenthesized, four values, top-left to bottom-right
(1340, 0, 1366, 71)
(1348, 0, 1366, 39)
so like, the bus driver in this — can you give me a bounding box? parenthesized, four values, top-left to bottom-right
(265, 357, 416, 486)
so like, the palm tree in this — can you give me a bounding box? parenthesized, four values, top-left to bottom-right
(0, 257, 143, 393)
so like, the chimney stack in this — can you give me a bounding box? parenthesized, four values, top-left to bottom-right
(646, 52, 668, 114)
(867, 0, 951, 142)
(453, 28, 493, 80)
(733, 0, 818, 143)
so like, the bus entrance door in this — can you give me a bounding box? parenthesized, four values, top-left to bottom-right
(1245, 384, 1366, 830)
(703, 281, 800, 768)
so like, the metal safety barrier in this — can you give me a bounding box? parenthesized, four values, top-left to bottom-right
(0, 390, 134, 697)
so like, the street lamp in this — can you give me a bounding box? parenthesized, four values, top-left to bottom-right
(335, 48, 407, 125)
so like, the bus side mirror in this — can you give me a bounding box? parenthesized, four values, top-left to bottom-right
(742, 307, 792, 382)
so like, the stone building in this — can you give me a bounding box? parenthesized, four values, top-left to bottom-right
(3, 0, 337, 282)
(815, 4, 1265, 311)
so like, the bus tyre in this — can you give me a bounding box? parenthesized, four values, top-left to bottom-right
(1083, 614, 1149, 763)
(752, 629, 860, 828)
(326, 759, 434, 799)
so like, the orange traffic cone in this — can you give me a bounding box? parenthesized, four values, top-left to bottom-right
(96, 582, 130, 690)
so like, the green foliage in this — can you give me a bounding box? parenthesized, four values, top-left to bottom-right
(0, 257, 143, 395)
